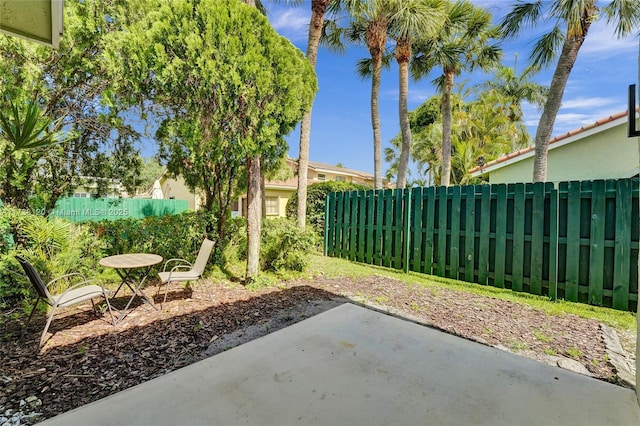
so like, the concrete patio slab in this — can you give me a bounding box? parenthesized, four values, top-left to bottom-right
(39, 303, 639, 425)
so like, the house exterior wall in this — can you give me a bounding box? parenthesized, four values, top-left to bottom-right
(487, 123, 639, 184)
(160, 176, 200, 210)
(160, 160, 376, 216)
(264, 188, 294, 218)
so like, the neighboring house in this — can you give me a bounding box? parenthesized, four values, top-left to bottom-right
(469, 109, 640, 184)
(160, 158, 377, 217)
(71, 177, 129, 199)
(158, 175, 202, 211)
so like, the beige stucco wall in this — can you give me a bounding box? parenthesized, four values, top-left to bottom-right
(160, 176, 199, 210)
(264, 188, 294, 218)
(488, 124, 639, 184)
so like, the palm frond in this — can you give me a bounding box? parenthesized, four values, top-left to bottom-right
(529, 25, 564, 68)
(499, 1, 544, 39)
(0, 100, 59, 152)
(602, 0, 640, 37)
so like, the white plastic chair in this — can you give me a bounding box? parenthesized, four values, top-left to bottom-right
(16, 256, 114, 349)
(157, 238, 215, 306)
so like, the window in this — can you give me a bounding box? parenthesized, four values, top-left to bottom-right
(265, 196, 279, 216)
(317, 173, 326, 181)
(73, 192, 90, 198)
(335, 176, 345, 182)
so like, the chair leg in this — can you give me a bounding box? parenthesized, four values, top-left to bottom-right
(22, 297, 41, 338)
(198, 279, 215, 302)
(39, 305, 58, 349)
(103, 293, 115, 325)
(162, 281, 170, 307)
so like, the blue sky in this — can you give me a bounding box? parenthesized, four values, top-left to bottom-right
(263, 0, 640, 176)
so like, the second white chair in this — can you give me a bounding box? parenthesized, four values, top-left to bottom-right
(157, 238, 215, 307)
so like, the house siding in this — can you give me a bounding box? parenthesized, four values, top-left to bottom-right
(487, 122, 640, 184)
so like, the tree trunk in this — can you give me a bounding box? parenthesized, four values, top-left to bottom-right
(261, 167, 266, 218)
(440, 70, 454, 187)
(297, 0, 329, 230)
(372, 58, 383, 190)
(396, 38, 412, 189)
(532, 10, 591, 182)
(246, 155, 261, 280)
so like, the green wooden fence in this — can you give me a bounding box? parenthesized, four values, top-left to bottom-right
(48, 198, 189, 222)
(324, 179, 639, 312)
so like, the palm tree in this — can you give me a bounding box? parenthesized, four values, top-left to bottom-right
(480, 61, 548, 123)
(411, 0, 502, 187)
(388, 0, 445, 189)
(500, 1, 640, 182)
(340, 0, 396, 190)
(297, 0, 333, 230)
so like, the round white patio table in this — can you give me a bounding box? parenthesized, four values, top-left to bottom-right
(99, 253, 163, 324)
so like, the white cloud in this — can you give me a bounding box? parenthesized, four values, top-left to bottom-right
(579, 21, 638, 59)
(559, 97, 617, 110)
(268, 8, 310, 43)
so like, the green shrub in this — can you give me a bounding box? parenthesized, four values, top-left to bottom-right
(0, 206, 104, 307)
(91, 210, 218, 266)
(260, 218, 319, 273)
(223, 217, 318, 274)
(286, 181, 369, 234)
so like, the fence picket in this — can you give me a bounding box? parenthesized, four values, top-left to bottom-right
(613, 180, 631, 310)
(436, 186, 448, 277)
(548, 188, 559, 300)
(424, 186, 436, 275)
(411, 187, 423, 272)
(464, 185, 476, 282)
(478, 185, 491, 285)
(450, 186, 462, 280)
(352, 192, 360, 260)
(589, 180, 606, 305)
(365, 191, 374, 264)
(512, 183, 525, 292)
(564, 182, 581, 302)
(493, 185, 507, 288)
(394, 189, 404, 270)
(375, 190, 384, 265)
(530, 183, 545, 295)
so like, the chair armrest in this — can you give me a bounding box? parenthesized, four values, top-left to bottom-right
(47, 272, 86, 289)
(56, 278, 111, 298)
(163, 258, 193, 272)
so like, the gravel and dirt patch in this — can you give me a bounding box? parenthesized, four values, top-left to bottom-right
(0, 274, 636, 424)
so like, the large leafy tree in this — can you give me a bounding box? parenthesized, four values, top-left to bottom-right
(412, 0, 502, 187)
(106, 0, 316, 280)
(388, 0, 445, 189)
(0, 0, 144, 211)
(500, 0, 640, 182)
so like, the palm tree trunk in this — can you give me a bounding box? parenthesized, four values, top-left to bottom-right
(532, 2, 595, 183)
(371, 55, 383, 190)
(440, 70, 454, 187)
(396, 38, 412, 189)
(366, 19, 387, 190)
(297, 0, 329, 230)
(532, 36, 585, 182)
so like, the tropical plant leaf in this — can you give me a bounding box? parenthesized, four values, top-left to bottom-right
(0, 100, 59, 152)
